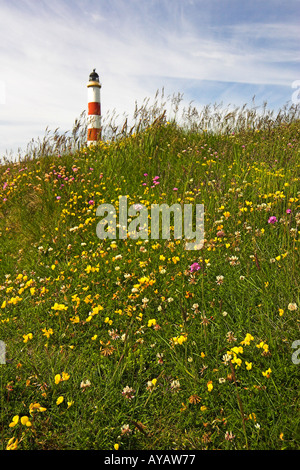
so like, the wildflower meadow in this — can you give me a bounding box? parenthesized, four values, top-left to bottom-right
(0, 96, 299, 450)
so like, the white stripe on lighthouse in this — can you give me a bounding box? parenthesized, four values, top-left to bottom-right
(87, 115, 101, 128)
(88, 86, 100, 104)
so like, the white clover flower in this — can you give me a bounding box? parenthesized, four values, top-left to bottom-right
(288, 303, 298, 311)
(170, 379, 180, 392)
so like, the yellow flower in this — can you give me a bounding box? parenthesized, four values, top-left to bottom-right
(177, 335, 187, 345)
(29, 403, 46, 414)
(278, 308, 284, 316)
(8, 296, 23, 305)
(55, 371, 69, 384)
(55, 374, 61, 385)
(70, 315, 80, 324)
(67, 401, 74, 409)
(148, 319, 157, 327)
(207, 381, 213, 392)
(229, 346, 243, 355)
(6, 437, 18, 450)
(240, 333, 254, 346)
(172, 335, 187, 345)
(180, 402, 188, 412)
(263, 343, 269, 353)
(9, 415, 19, 427)
(20, 416, 31, 427)
(138, 276, 150, 284)
(62, 371, 70, 381)
(92, 305, 103, 315)
(245, 361, 253, 370)
(256, 340, 269, 356)
(262, 368, 272, 378)
(42, 328, 53, 338)
(114, 443, 119, 450)
(51, 303, 68, 311)
(23, 333, 33, 343)
(56, 396, 64, 405)
(232, 356, 242, 367)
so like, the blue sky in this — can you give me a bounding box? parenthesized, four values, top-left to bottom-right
(0, 0, 299, 158)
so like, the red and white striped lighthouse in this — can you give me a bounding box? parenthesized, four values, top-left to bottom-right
(87, 69, 101, 146)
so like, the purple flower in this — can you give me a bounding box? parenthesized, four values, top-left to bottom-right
(268, 216, 277, 224)
(190, 262, 201, 273)
(88, 200, 95, 205)
(286, 209, 291, 214)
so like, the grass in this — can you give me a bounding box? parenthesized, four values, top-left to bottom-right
(0, 95, 300, 450)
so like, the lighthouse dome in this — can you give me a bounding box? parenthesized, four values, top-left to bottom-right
(89, 69, 99, 82)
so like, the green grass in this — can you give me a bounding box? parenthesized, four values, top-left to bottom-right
(0, 108, 300, 450)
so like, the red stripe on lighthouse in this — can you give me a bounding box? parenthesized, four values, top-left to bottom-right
(88, 102, 101, 115)
(87, 128, 101, 141)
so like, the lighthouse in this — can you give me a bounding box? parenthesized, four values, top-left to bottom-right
(87, 69, 101, 146)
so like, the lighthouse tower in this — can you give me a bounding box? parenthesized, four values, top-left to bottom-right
(87, 69, 101, 146)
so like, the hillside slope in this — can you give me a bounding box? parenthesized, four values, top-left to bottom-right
(0, 119, 299, 450)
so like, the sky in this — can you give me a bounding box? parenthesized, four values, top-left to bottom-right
(0, 0, 299, 159)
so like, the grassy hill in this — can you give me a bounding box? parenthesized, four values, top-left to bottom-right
(0, 106, 299, 450)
